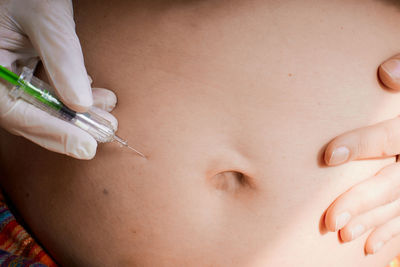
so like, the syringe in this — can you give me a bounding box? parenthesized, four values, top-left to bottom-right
(0, 65, 146, 159)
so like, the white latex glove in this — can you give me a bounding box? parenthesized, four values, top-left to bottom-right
(0, 0, 117, 159)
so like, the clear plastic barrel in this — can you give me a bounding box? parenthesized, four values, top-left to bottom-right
(12, 67, 116, 143)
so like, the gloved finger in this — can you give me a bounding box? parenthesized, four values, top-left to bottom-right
(86, 73, 117, 111)
(0, 50, 19, 69)
(1, 98, 97, 159)
(379, 53, 400, 91)
(87, 74, 93, 85)
(324, 163, 400, 232)
(12, 0, 92, 112)
(324, 116, 400, 166)
(92, 88, 117, 112)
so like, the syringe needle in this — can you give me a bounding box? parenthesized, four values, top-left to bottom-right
(126, 145, 147, 159)
(114, 135, 147, 159)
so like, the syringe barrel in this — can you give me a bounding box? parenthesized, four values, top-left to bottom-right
(73, 111, 115, 143)
(10, 67, 116, 143)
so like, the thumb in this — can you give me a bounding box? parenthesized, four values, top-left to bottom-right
(378, 54, 400, 91)
(12, 0, 92, 112)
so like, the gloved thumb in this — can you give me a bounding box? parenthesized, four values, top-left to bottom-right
(11, 0, 92, 112)
(378, 54, 400, 91)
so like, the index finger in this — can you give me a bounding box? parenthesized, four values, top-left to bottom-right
(324, 116, 400, 166)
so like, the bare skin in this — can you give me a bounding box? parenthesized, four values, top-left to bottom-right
(1, 0, 400, 266)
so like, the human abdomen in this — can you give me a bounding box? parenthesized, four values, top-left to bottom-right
(1, 0, 400, 266)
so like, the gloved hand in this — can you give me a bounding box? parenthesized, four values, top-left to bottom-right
(322, 53, 400, 255)
(0, 0, 117, 159)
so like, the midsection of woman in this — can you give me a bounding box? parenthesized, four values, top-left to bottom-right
(1, 0, 400, 266)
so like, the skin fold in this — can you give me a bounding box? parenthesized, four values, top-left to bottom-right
(2, 0, 400, 266)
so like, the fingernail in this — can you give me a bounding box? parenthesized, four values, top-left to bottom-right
(381, 59, 400, 81)
(329, 146, 350, 165)
(335, 212, 351, 231)
(105, 92, 117, 112)
(350, 224, 365, 240)
(372, 241, 384, 254)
